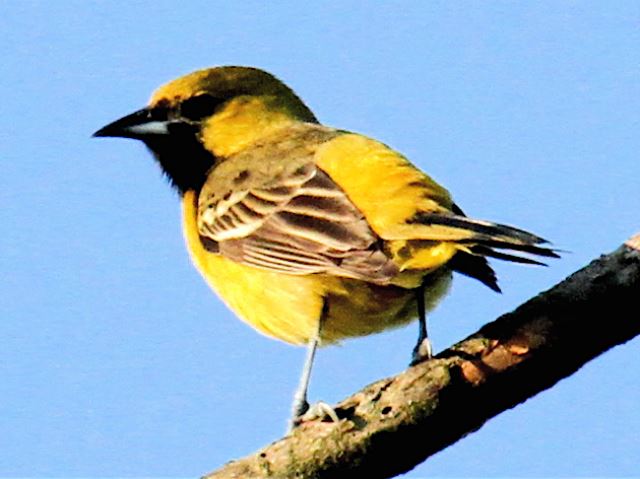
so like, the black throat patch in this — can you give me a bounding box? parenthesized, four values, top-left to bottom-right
(143, 122, 218, 194)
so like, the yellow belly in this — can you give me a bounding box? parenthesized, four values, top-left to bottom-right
(182, 191, 451, 345)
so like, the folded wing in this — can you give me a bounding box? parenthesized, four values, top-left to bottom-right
(197, 162, 398, 283)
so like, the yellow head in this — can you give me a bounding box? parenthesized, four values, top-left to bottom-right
(149, 66, 316, 120)
(94, 66, 317, 193)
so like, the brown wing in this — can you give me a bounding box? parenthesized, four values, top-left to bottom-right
(197, 163, 398, 283)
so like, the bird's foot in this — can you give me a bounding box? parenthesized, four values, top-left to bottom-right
(289, 400, 339, 431)
(410, 337, 433, 366)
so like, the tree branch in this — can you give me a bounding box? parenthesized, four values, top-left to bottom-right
(203, 235, 640, 479)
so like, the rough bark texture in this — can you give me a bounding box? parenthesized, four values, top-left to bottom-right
(203, 236, 640, 479)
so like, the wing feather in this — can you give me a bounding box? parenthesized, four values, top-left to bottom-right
(198, 163, 398, 283)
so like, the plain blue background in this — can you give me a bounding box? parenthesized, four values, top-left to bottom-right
(2, 1, 639, 476)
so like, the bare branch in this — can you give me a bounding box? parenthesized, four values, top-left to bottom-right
(203, 235, 640, 479)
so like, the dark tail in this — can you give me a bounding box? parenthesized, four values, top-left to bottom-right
(434, 204, 560, 291)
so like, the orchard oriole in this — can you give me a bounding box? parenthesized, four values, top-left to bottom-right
(94, 66, 557, 427)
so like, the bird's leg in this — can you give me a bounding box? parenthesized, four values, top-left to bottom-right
(290, 330, 320, 424)
(289, 302, 329, 430)
(410, 283, 432, 365)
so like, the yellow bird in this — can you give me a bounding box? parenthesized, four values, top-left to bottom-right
(94, 66, 556, 426)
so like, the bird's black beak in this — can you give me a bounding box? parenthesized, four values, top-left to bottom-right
(93, 107, 170, 139)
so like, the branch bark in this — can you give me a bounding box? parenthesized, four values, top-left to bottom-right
(203, 235, 640, 479)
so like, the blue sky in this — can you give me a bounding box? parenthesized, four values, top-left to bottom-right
(1, 1, 639, 476)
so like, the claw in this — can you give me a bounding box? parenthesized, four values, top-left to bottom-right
(410, 337, 433, 366)
(304, 401, 340, 423)
(290, 401, 339, 430)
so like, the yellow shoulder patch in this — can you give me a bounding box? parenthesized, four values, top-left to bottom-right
(315, 134, 454, 238)
(315, 134, 462, 273)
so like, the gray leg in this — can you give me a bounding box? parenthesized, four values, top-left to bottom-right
(411, 284, 432, 365)
(290, 332, 320, 422)
(289, 302, 327, 429)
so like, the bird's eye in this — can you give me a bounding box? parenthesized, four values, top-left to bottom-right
(180, 94, 221, 121)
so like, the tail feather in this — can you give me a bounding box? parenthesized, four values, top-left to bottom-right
(411, 212, 549, 247)
(469, 245, 550, 266)
(430, 204, 560, 291)
(448, 251, 501, 292)
(465, 240, 560, 259)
